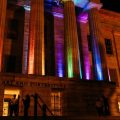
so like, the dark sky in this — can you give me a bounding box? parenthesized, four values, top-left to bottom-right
(100, 0, 120, 13)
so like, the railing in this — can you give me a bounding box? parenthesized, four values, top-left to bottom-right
(32, 93, 58, 120)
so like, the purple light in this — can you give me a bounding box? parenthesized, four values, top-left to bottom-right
(52, 7, 64, 77)
(85, 63, 91, 80)
(55, 42, 65, 77)
(53, 12, 64, 18)
(78, 21, 91, 80)
(78, 12, 88, 23)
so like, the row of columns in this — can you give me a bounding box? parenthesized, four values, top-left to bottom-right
(0, 0, 108, 80)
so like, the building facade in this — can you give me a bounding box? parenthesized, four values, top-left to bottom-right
(0, 0, 120, 117)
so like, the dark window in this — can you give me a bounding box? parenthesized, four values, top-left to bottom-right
(87, 35, 92, 51)
(109, 68, 118, 84)
(105, 38, 113, 54)
(7, 19, 18, 40)
(5, 55, 16, 73)
(7, 31, 17, 40)
(8, 19, 18, 31)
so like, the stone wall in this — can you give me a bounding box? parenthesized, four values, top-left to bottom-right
(0, 73, 116, 116)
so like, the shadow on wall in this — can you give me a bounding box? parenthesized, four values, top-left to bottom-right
(62, 80, 116, 117)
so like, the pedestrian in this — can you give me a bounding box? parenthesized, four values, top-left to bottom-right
(95, 97, 104, 116)
(9, 94, 19, 116)
(22, 94, 30, 116)
(42, 104, 47, 120)
(102, 95, 110, 116)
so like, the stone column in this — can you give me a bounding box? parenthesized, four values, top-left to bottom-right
(63, 0, 81, 78)
(52, 7, 65, 77)
(28, 0, 45, 75)
(88, 8, 104, 80)
(0, 0, 7, 72)
(77, 12, 91, 80)
(22, 10, 30, 74)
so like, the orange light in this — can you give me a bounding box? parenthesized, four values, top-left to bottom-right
(28, 20, 35, 74)
(0, 38, 3, 72)
(28, 35, 35, 74)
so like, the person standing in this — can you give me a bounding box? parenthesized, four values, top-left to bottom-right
(95, 97, 104, 116)
(22, 94, 30, 116)
(42, 104, 47, 120)
(102, 95, 110, 116)
(9, 94, 18, 116)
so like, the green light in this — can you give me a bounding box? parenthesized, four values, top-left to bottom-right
(67, 48, 73, 78)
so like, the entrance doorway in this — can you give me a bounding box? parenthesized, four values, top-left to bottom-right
(3, 89, 20, 116)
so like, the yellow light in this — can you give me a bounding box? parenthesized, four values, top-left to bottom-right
(51, 92, 61, 115)
(42, 37, 45, 75)
(4, 89, 20, 98)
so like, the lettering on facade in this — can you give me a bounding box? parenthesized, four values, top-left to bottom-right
(2, 80, 65, 89)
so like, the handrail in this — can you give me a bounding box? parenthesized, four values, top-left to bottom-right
(32, 93, 58, 120)
(38, 95, 54, 116)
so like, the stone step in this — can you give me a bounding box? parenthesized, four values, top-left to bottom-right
(1, 116, 120, 120)
(64, 116, 120, 120)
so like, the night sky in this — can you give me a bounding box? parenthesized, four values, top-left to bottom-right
(100, 0, 120, 13)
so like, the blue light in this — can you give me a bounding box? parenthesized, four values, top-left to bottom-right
(93, 40, 104, 81)
(74, 0, 88, 8)
(24, 5, 31, 11)
(96, 63, 103, 80)
(58, 63, 64, 77)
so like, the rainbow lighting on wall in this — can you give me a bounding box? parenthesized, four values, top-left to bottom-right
(20, 0, 104, 80)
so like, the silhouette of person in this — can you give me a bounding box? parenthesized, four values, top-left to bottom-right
(22, 94, 30, 116)
(95, 97, 104, 116)
(42, 104, 47, 120)
(16, 95, 20, 116)
(102, 95, 110, 116)
(9, 94, 19, 116)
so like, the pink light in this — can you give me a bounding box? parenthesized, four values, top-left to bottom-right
(107, 69, 111, 82)
(83, 53, 91, 80)
(85, 64, 91, 80)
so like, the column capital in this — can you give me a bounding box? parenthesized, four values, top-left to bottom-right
(85, 2, 102, 10)
(52, 7, 64, 18)
(89, 0, 100, 4)
(61, 0, 102, 10)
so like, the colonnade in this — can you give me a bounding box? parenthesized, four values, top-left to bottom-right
(0, 0, 108, 80)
